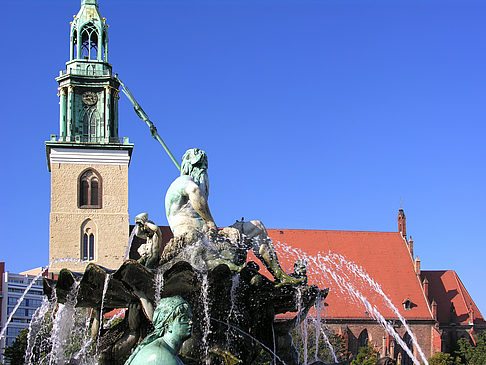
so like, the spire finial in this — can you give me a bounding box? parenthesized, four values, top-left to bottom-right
(82, 0, 98, 5)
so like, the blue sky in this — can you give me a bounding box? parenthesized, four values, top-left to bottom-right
(1, 0, 485, 314)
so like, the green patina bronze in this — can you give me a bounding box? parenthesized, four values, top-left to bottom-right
(54, 0, 121, 144)
(125, 296, 192, 365)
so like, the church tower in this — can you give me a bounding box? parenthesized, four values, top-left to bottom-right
(46, 0, 133, 272)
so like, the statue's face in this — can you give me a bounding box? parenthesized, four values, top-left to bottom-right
(168, 308, 192, 341)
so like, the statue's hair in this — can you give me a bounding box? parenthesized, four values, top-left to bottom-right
(124, 296, 190, 364)
(180, 148, 208, 186)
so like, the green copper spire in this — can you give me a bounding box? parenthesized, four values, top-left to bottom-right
(52, 0, 124, 145)
(71, 0, 107, 62)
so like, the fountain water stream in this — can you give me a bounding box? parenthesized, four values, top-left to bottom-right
(226, 273, 241, 345)
(49, 281, 80, 364)
(0, 257, 86, 343)
(25, 297, 50, 364)
(275, 242, 427, 365)
(96, 274, 111, 354)
(200, 272, 211, 361)
(153, 266, 166, 307)
(330, 252, 428, 364)
(123, 226, 137, 261)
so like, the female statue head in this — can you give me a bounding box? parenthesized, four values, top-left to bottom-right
(152, 295, 192, 339)
(124, 296, 192, 365)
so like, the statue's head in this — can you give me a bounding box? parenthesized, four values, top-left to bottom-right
(153, 296, 192, 341)
(181, 148, 209, 195)
(135, 212, 148, 224)
(181, 148, 208, 175)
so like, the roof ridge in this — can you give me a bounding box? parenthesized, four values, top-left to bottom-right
(402, 235, 435, 320)
(267, 228, 400, 234)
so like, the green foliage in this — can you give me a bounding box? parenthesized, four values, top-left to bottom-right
(3, 328, 28, 365)
(291, 321, 350, 363)
(456, 331, 486, 365)
(350, 344, 379, 365)
(427, 351, 462, 365)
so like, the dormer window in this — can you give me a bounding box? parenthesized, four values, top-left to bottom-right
(78, 169, 102, 208)
(402, 298, 413, 311)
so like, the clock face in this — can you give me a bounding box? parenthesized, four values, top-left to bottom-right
(82, 91, 98, 106)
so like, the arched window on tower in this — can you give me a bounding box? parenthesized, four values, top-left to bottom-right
(72, 28, 78, 60)
(80, 22, 98, 60)
(78, 169, 102, 208)
(81, 219, 96, 261)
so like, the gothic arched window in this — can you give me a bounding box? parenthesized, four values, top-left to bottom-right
(78, 169, 102, 208)
(80, 22, 99, 60)
(357, 329, 369, 351)
(71, 28, 78, 60)
(81, 219, 96, 261)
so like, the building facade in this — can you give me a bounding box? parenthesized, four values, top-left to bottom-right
(46, 0, 133, 273)
(0, 268, 44, 363)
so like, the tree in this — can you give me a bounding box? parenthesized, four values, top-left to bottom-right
(427, 351, 462, 365)
(456, 331, 486, 365)
(3, 328, 28, 365)
(291, 321, 350, 363)
(350, 344, 379, 365)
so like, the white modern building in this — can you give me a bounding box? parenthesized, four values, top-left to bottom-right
(0, 266, 45, 363)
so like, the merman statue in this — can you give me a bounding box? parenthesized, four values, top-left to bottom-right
(124, 296, 192, 365)
(164, 148, 303, 285)
(134, 212, 162, 269)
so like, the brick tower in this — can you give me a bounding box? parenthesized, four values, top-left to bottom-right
(46, 0, 133, 272)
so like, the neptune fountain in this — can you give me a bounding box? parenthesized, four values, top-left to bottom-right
(43, 146, 327, 365)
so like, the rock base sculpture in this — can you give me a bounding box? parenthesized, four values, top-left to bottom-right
(45, 256, 327, 364)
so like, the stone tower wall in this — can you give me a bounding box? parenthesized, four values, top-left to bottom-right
(49, 161, 129, 272)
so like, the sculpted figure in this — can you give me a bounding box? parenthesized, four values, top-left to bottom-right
(125, 296, 192, 365)
(164, 148, 302, 285)
(134, 212, 162, 269)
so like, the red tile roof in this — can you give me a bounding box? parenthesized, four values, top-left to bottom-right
(421, 270, 485, 325)
(261, 229, 434, 321)
(148, 226, 437, 321)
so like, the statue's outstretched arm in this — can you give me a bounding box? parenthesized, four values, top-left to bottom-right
(185, 181, 217, 231)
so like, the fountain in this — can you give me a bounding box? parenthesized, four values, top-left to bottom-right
(35, 148, 325, 365)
